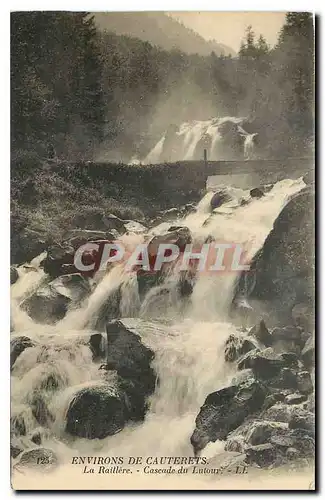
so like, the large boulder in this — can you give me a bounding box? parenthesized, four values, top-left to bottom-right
(66, 321, 157, 440)
(105, 320, 156, 420)
(249, 320, 273, 347)
(288, 408, 315, 435)
(274, 429, 315, 458)
(72, 210, 126, 234)
(89, 333, 106, 361)
(261, 402, 306, 423)
(225, 419, 288, 452)
(232, 187, 315, 327)
(250, 187, 264, 199)
(270, 325, 304, 354)
(237, 348, 287, 379)
(105, 320, 155, 385)
(210, 189, 233, 211)
(22, 274, 91, 324)
(190, 378, 266, 455)
(42, 243, 75, 279)
(10, 336, 35, 369)
(291, 302, 314, 331)
(245, 443, 277, 467)
(11, 227, 48, 266)
(296, 371, 313, 395)
(65, 384, 128, 439)
(63, 229, 119, 250)
(11, 440, 23, 459)
(224, 333, 261, 363)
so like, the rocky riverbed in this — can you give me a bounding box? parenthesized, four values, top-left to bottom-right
(11, 176, 315, 477)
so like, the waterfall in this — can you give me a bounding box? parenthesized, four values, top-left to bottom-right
(144, 136, 166, 164)
(11, 176, 305, 484)
(142, 116, 257, 163)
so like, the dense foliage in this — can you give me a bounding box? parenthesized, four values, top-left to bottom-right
(11, 12, 105, 162)
(11, 11, 314, 166)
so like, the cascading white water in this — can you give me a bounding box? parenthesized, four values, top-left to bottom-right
(142, 116, 256, 164)
(11, 176, 305, 484)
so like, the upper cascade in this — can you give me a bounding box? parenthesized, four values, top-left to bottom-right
(143, 117, 258, 164)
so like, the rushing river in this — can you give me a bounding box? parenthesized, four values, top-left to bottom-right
(11, 176, 305, 488)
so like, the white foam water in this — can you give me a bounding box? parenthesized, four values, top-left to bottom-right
(11, 176, 305, 482)
(143, 116, 256, 163)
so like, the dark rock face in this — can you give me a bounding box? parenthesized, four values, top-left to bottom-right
(198, 310, 315, 467)
(30, 393, 54, 426)
(261, 403, 298, 423)
(249, 320, 273, 347)
(42, 243, 75, 279)
(224, 321, 274, 365)
(210, 189, 233, 210)
(11, 443, 23, 459)
(246, 443, 276, 467)
(72, 211, 126, 234)
(16, 447, 58, 470)
(105, 320, 156, 395)
(224, 334, 245, 362)
(237, 418, 315, 466)
(270, 325, 303, 354)
(292, 302, 314, 330)
(31, 430, 42, 446)
(11, 336, 35, 369)
(11, 227, 48, 266)
(11, 266, 19, 285)
(296, 371, 313, 395)
(93, 286, 122, 331)
(66, 320, 156, 440)
(22, 274, 91, 324)
(89, 333, 106, 361)
(190, 378, 266, 455)
(105, 320, 156, 419)
(250, 187, 264, 199)
(64, 229, 118, 250)
(136, 226, 193, 300)
(65, 385, 128, 439)
(237, 348, 286, 379)
(233, 187, 315, 327)
(224, 334, 261, 363)
(225, 419, 288, 453)
(289, 409, 315, 434)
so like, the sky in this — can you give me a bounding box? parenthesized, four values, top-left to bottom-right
(167, 12, 287, 52)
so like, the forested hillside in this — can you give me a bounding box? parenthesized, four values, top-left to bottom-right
(93, 12, 235, 57)
(11, 12, 314, 168)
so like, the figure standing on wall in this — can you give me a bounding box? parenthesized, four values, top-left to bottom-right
(47, 142, 56, 160)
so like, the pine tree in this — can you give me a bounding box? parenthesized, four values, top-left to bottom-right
(276, 12, 314, 146)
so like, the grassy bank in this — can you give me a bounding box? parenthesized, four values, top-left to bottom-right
(11, 156, 204, 264)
